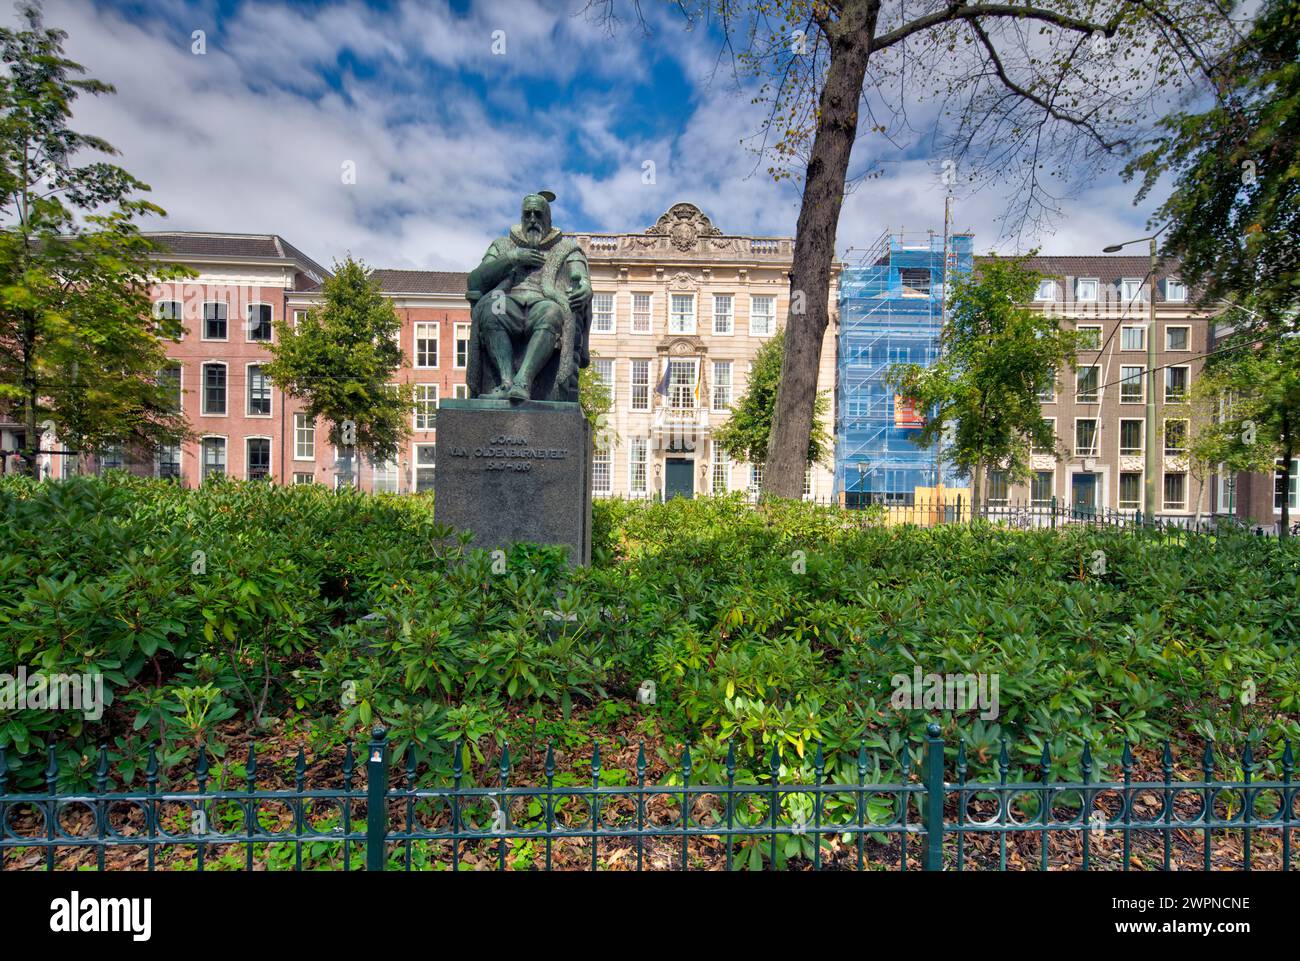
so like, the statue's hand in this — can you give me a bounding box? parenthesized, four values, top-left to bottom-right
(567, 279, 592, 310)
(510, 248, 545, 269)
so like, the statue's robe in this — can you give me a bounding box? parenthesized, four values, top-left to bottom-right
(465, 226, 590, 402)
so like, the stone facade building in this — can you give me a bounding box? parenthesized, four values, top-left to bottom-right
(575, 202, 839, 501)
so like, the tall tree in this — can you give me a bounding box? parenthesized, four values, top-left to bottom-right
(1189, 326, 1300, 539)
(713, 326, 831, 473)
(1125, 0, 1299, 327)
(0, 1, 190, 476)
(263, 258, 413, 479)
(589, 0, 1237, 496)
(887, 257, 1081, 505)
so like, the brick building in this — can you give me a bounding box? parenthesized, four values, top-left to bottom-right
(39, 232, 470, 493)
(999, 254, 1214, 518)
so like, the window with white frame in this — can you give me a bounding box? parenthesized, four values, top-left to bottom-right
(1120, 366, 1144, 403)
(986, 470, 1009, 506)
(98, 445, 124, 473)
(414, 444, 436, 493)
(454, 384, 468, 399)
(1118, 419, 1143, 456)
(246, 437, 271, 481)
(1032, 419, 1056, 455)
(1076, 367, 1101, 403)
(1075, 419, 1099, 457)
(1163, 472, 1187, 511)
(1165, 279, 1187, 302)
(155, 300, 183, 339)
(631, 293, 652, 334)
(594, 358, 614, 397)
(1076, 325, 1102, 350)
(591, 292, 615, 333)
(1165, 366, 1190, 402)
(1120, 325, 1145, 351)
(201, 437, 226, 481)
(802, 467, 813, 499)
(156, 443, 181, 481)
(713, 294, 733, 335)
(247, 304, 272, 342)
(749, 462, 763, 493)
(1275, 457, 1298, 512)
(1216, 466, 1235, 514)
(159, 364, 182, 412)
(630, 360, 650, 411)
(592, 446, 612, 495)
(294, 413, 315, 460)
(1119, 472, 1142, 510)
(247, 364, 271, 416)
(712, 361, 732, 410)
(372, 459, 398, 493)
(454, 324, 470, 368)
(1117, 419, 1143, 457)
(669, 294, 696, 334)
(293, 472, 315, 485)
(203, 302, 228, 340)
(1031, 471, 1054, 506)
(414, 383, 439, 430)
(750, 295, 776, 336)
(1034, 280, 1056, 302)
(201, 363, 227, 415)
(1121, 278, 1146, 305)
(1166, 326, 1190, 351)
(668, 358, 698, 409)
(293, 309, 308, 328)
(712, 447, 730, 493)
(1037, 371, 1056, 403)
(415, 323, 439, 368)
(1163, 418, 1188, 456)
(629, 437, 647, 495)
(1076, 278, 1099, 302)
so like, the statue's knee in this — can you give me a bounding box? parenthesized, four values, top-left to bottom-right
(531, 301, 563, 335)
(475, 296, 508, 330)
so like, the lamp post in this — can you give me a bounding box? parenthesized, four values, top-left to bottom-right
(1103, 225, 1168, 521)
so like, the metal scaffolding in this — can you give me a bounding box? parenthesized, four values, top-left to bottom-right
(835, 229, 974, 504)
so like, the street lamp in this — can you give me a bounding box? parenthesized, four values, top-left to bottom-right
(1103, 224, 1168, 521)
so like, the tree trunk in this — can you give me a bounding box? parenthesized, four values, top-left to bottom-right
(762, 9, 876, 498)
(22, 309, 40, 479)
(972, 460, 984, 518)
(1281, 429, 1293, 542)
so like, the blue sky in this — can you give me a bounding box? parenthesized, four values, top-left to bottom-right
(42, 0, 1176, 271)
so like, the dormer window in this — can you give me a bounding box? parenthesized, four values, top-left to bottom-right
(1034, 280, 1057, 302)
(1121, 278, 1146, 304)
(1076, 278, 1099, 302)
(1165, 279, 1187, 302)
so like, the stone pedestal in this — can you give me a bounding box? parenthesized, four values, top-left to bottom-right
(434, 399, 591, 565)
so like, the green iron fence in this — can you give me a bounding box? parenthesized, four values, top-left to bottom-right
(1, 724, 1294, 871)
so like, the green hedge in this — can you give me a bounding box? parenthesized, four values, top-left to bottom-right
(1, 474, 1296, 790)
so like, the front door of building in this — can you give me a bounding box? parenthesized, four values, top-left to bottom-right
(1071, 473, 1098, 517)
(665, 457, 694, 500)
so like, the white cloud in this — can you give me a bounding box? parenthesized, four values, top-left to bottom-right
(38, 0, 1171, 273)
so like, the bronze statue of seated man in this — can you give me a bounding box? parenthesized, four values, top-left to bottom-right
(465, 191, 592, 403)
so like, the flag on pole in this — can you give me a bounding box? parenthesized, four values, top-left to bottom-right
(693, 361, 704, 406)
(654, 361, 672, 397)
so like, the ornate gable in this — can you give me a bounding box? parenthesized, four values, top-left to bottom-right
(646, 203, 723, 251)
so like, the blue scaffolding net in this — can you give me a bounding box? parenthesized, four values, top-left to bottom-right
(835, 230, 974, 506)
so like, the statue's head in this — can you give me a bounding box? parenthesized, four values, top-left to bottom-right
(520, 190, 555, 245)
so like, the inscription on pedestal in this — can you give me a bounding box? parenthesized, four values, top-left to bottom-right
(434, 401, 591, 565)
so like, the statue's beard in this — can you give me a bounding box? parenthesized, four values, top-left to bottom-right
(523, 224, 545, 245)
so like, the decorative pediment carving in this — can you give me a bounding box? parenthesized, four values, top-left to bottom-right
(666, 271, 699, 291)
(657, 336, 705, 356)
(646, 203, 723, 251)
